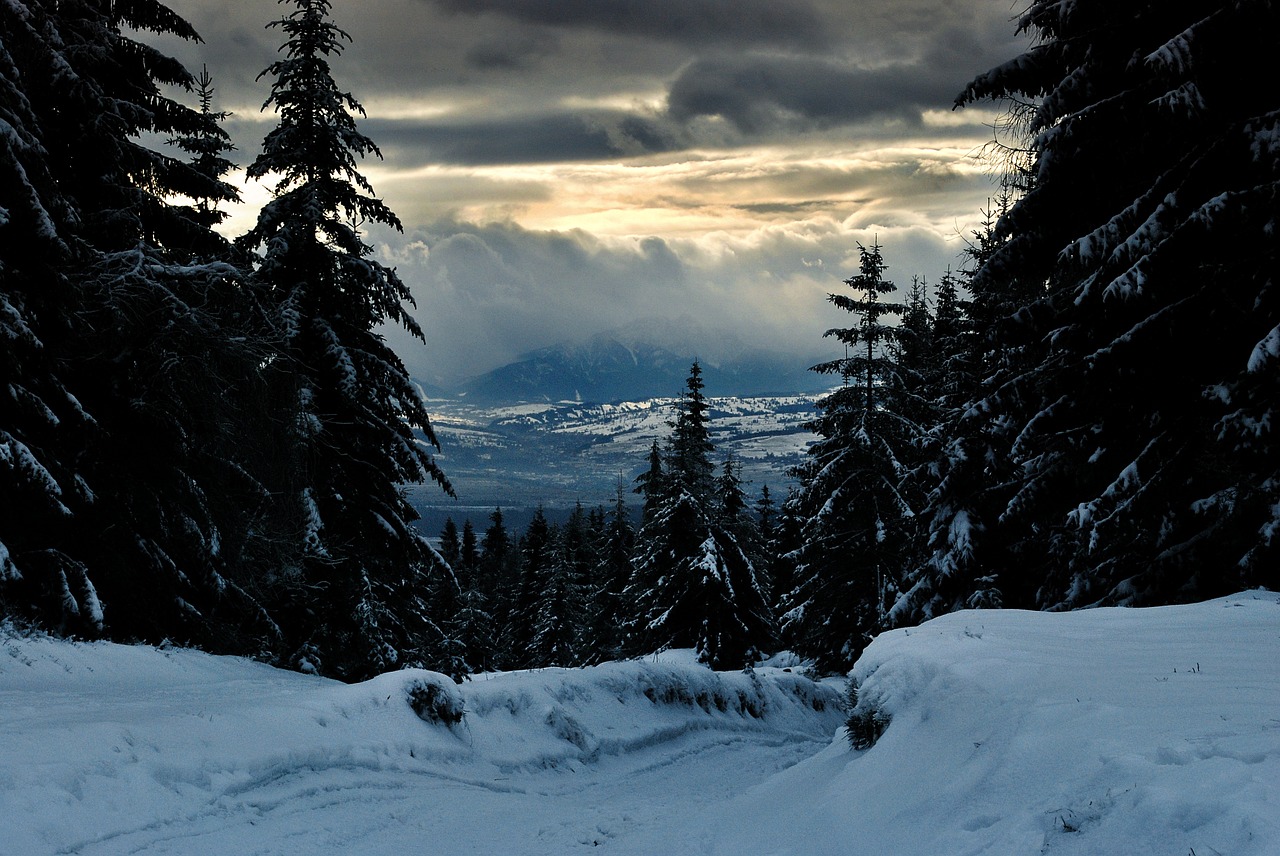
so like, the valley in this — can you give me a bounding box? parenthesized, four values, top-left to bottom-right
(408, 391, 825, 531)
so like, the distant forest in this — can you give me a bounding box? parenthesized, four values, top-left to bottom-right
(2, 0, 1276, 680)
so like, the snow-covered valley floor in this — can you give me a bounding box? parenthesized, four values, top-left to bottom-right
(3, 591, 1278, 855)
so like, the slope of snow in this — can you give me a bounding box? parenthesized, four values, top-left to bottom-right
(717, 590, 1280, 856)
(2, 591, 1277, 855)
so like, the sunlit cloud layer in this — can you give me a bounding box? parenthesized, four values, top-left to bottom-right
(152, 0, 1029, 382)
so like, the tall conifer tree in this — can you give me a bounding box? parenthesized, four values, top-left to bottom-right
(238, 0, 452, 679)
(784, 243, 923, 672)
(945, 0, 1280, 606)
(624, 364, 774, 669)
(1, 0, 271, 648)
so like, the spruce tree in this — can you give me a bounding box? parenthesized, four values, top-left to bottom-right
(666, 361, 716, 501)
(1, 0, 273, 648)
(634, 440, 666, 526)
(238, 0, 452, 679)
(897, 275, 935, 402)
(893, 212, 1019, 624)
(768, 489, 804, 630)
(474, 509, 513, 667)
(504, 507, 553, 668)
(461, 519, 480, 573)
(624, 364, 774, 669)
(165, 65, 239, 255)
(478, 508, 512, 608)
(530, 524, 588, 667)
(716, 454, 766, 579)
(784, 242, 924, 672)
(929, 267, 971, 411)
(755, 485, 776, 546)
(752, 484, 780, 604)
(947, 0, 1280, 606)
(590, 479, 635, 662)
(0, 0, 96, 626)
(453, 518, 494, 673)
(439, 518, 462, 569)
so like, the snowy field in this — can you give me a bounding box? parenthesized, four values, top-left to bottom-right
(2, 591, 1277, 855)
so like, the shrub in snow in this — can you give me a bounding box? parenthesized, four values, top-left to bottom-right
(845, 678, 890, 750)
(406, 674, 466, 725)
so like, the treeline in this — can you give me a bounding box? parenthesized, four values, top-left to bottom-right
(437, 363, 789, 674)
(0, 0, 453, 679)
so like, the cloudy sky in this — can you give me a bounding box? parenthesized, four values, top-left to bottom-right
(154, 0, 1029, 384)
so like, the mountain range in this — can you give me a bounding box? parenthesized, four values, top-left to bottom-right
(448, 334, 830, 404)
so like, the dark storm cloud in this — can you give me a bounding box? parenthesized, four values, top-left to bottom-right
(424, 0, 833, 50)
(666, 29, 1008, 133)
(360, 28, 1003, 170)
(464, 30, 561, 70)
(159, 0, 1020, 171)
(667, 56, 927, 132)
(366, 111, 681, 166)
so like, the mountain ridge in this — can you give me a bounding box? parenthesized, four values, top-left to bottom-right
(451, 334, 829, 404)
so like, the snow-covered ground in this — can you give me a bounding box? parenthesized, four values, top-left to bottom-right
(3, 591, 1277, 855)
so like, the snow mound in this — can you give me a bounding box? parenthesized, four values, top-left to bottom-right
(460, 659, 842, 770)
(716, 590, 1280, 856)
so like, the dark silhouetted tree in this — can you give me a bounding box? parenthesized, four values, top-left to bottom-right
(237, 0, 452, 679)
(624, 364, 774, 669)
(784, 242, 923, 672)
(939, 0, 1280, 607)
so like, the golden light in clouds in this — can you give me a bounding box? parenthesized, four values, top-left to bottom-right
(358, 136, 997, 242)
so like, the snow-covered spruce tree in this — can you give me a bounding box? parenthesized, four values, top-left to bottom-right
(623, 363, 775, 669)
(238, 0, 454, 680)
(947, 0, 1280, 607)
(1, 0, 276, 647)
(526, 504, 600, 667)
(529, 523, 589, 667)
(767, 488, 804, 627)
(716, 453, 766, 582)
(563, 502, 603, 661)
(928, 267, 971, 412)
(501, 507, 554, 668)
(458, 508, 511, 670)
(453, 518, 495, 673)
(587, 480, 636, 662)
(425, 518, 467, 679)
(0, 0, 94, 624)
(783, 242, 926, 673)
(896, 276, 936, 405)
(666, 362, 717, 500)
